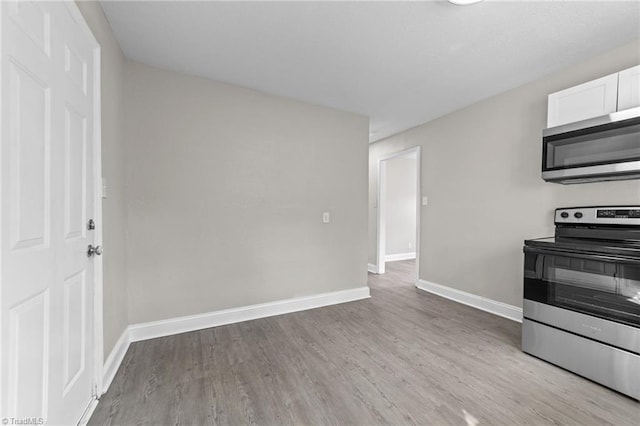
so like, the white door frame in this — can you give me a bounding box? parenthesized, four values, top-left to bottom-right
(0, 1, 104, 419)
(375, 146, 421, 282)
(66, 0, 104, 410)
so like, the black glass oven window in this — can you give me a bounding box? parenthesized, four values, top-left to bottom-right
(545, 122, 640, 169)
(524, 251, 640, 327)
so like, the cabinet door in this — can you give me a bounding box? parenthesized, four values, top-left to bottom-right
(547, 73, 619, 128)
(617, 65, 640, 111)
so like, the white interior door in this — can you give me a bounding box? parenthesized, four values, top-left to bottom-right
(1, 1, 100, 424)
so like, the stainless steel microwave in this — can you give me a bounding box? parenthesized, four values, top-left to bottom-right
(542, 107, 640, 184)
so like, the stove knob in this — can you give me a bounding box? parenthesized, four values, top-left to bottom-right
(560, 212, 569, 218)
(574, 212, 583, 219)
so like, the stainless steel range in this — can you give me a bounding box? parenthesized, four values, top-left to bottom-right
(523, 206, 640, 400)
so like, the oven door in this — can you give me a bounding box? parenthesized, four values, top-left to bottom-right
(523, 246, 640, 328)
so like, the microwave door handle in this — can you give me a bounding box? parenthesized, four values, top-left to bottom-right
(524, 246, 639, 265)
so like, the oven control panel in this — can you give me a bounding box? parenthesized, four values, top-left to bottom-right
(596, 209, 640, 218)
(555, 206, 640, 225)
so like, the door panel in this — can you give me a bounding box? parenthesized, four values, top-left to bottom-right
(7, 1, 50, 56)
(3, 3, 54, 421)
(62, 271, 86, 395)
(7, 290, 50, 419)
(1, 1, 100, 424)
(64, 106, 87, 240)
(56, 6, 95, 421)
(64, 44, 87, 95)
(8, 60, 51, 250)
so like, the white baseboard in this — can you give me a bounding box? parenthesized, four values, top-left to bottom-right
(101, 327, 131, 394)
(416, 279, 522, 322)
(385, 252, 416, 262)
(128, 286, 371, 343)
(78, 397, 100, 426)
(368, 263, 379, 274)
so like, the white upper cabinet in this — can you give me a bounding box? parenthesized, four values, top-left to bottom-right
(617, 65, 640, 111)
(547, 73, 619, 128)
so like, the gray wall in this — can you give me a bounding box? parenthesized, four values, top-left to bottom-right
(384, 157, 417, 257)
(369, 40, 640, 308)
(124, 61, 369, 324)
(76, 1, 129, 359)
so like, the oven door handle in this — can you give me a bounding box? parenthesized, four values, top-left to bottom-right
(524, 246, 640, 265)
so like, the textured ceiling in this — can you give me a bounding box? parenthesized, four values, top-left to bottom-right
(100, 0, 640, 141)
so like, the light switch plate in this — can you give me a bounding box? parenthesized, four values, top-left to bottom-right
(422, 196, 428, 206)
(323, 211, 330, 223)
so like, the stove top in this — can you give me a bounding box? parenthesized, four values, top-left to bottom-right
(525, 206, 640, 258)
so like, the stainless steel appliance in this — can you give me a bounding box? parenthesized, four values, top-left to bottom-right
(523, 206, 640, 400)
(542, 107, 640, 184)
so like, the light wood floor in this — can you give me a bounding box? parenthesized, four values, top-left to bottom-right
(89, 260, 639, 425)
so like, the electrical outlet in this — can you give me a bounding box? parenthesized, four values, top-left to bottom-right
(323, 212, 330, 223)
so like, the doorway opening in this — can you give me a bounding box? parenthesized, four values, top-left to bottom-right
(375, 147, 421, 282)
